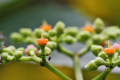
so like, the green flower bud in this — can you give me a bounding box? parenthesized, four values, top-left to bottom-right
(65, 27, 78, 37)
(43, 32, 49, 38)
(46, 41, 57, 50)
(55, 21, 65, 35)
(17, 47, 24, 51)
(94, 57, 105, 66)
(44, 47, 51, 56)
(10, 32, 23, 43)
(63, 36, 76, 44)
(92, 34, 105, 45)
(1, 52, 8, 59)
(98, 51, 108, 60)
(102, 27, 120, 39)
(91, 45, 103, 56)
(24, 37, 34, 44)
(32, 56, 42, 63)
(7, 55, 14, 61)
(48, 29, 56, 37)
(77, 31, 91, 42)
(15, 50, 23, 58)
(19, 56, 32, 61)
(33, 29, 44, 38)
(28, 49, 36, 56)
(93, 18, 104, 33)
(85, 60, 98, 71)
(2, 46, 16, 55)
(20, 28, 32, 36)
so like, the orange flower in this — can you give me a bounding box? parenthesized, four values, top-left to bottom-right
(82, 25, 94, 33)
(40, 21, 52, 32)
(104, 48, 115, 55)
(104, 40, 115, 55)
(37, 33, 48, 46)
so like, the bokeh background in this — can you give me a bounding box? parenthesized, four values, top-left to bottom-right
(0, 0, 120, 80)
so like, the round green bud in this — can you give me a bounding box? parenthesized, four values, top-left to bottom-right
(102, 27, 120, 39)
(44, 47, 51, 56)
(48, 29, 56, 37)
(93, 18, 104, 33)
(91, 45, 103, 56)
(2, 46, 16, 55)
(85, 60, 98, 71)
(63, 36, 76, 44)
(43, 32, 49, 38)
(46, 41, 57, 50)
(10, 32, 23, 43)
(94, 57, 105, 66)
(32, 56, 42, 63)
(1, 52, 8, 59)
(7, 56, 14, 61)
(55, 21, 65, 35)
(65, 27, 78, 37)
(98, 51, 108, 60)
(24, 37, 34, 44)
(77, 31, 91, 42)
(20, 28, 32, 36)
(15, 50, 23, 57)
(17, 47, 24, 51)
(92, 34, 105, 45)
(19, 56, 32, 62)
(33, 29, 44, 38)
(107, 32, 117, 39)
(28, 49, 36, 56)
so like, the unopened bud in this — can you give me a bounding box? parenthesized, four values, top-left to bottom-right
(10, 32, 23, 43)
(93, 18, 104, 33)
(91, 45, 103, 56)
(77, 31, 91, 42)
(63, 36, 76, 44)
(20, 28, 32, 36)
(85, 60, 98, 71)
(55, 21, 65, 36)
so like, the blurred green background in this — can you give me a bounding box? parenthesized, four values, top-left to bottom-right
(0, 0, 120, 80)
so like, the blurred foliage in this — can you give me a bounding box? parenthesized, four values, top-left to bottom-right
(68, 0, 120, 25)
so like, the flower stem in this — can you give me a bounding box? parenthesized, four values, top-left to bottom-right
(57, 44, 73, 58)
(44, 61, 72, 80)
(77, 44, 90, 57)
(92, 67, 111, 80)
(73, 55, 83, 80)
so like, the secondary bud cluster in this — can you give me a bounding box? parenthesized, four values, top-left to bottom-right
(86, 42, 120, 71)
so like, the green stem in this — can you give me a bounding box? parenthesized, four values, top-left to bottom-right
(44, 61, 72, 80)
(77, 44, 90, 57)
(41, 45, 72, 80)
(92, 68, 111, 80)
(77, 40, 92, 57)
(73, 55, 83, 80)
(57, 44, 73, 58)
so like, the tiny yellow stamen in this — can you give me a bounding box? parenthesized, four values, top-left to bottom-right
(108, 40, 110, 48)
(41, 33, 44, 39)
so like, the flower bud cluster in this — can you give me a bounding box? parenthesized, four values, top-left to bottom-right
(86, 43, 120, 71)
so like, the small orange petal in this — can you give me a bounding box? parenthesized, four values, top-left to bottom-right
(104, 48, 115, 55)
(82, 25, 94, 33)
(37, 39, 48, 46)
